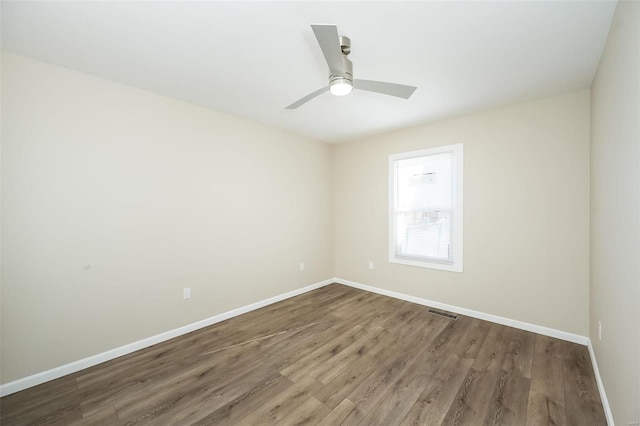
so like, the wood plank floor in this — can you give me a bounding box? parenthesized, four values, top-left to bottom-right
(0, 284, 606, 425)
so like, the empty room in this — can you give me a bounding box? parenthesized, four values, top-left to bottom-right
(1, 1, 638, 425)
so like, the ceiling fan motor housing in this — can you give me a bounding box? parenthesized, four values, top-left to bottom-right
(331, 35, 353, 83)
(331, 57, 353, 83)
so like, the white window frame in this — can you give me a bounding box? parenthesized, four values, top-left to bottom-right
(389, 144, 463, 272)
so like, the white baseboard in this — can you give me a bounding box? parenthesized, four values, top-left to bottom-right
(333, 278, 589, 346)
(587, 339, 614, 425)
(0, 277, 598, 400)
(0, 278, 334, 397)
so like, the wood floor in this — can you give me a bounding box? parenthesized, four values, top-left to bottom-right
(0, 284, 606, 425)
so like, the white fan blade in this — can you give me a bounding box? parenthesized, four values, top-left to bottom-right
(285, 86, 329, 109)
(311, 24, 345, 76)
(353, 79, 417, 99)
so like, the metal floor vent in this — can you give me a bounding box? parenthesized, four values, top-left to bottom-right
(427, 309, 458, 320)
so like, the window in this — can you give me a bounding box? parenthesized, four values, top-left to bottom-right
(389, 144, 463, 272)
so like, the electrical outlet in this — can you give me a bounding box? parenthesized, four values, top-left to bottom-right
(183, 288, 191, 300)
(368, 261, 374, 270)
(299, 263, 305, 271)
(598, 321, 602, 341)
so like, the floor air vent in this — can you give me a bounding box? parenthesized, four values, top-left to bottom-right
(427, 309, 458, 320)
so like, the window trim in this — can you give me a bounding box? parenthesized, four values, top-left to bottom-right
(389, 144, 464, 272)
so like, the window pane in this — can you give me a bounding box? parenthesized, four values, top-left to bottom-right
(396, 210, 451, 260)
(395, 152, 453, 261)
(396, 152, 453, 212)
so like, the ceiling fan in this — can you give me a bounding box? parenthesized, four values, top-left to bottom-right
(286, 24, 418, 109)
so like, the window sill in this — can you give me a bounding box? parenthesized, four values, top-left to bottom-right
(389, 256, 463, 272)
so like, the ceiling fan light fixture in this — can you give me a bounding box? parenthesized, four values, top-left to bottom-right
(329, 77, 353, 96)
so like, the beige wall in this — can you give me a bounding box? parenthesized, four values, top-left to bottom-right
(334, 90, 591, 336)
(590, 1, 640, 424)
(0, 52, 334, 383)
(1, 45, 619, 404)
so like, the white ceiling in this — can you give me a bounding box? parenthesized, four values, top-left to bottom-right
(1, 1, 616, 143)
